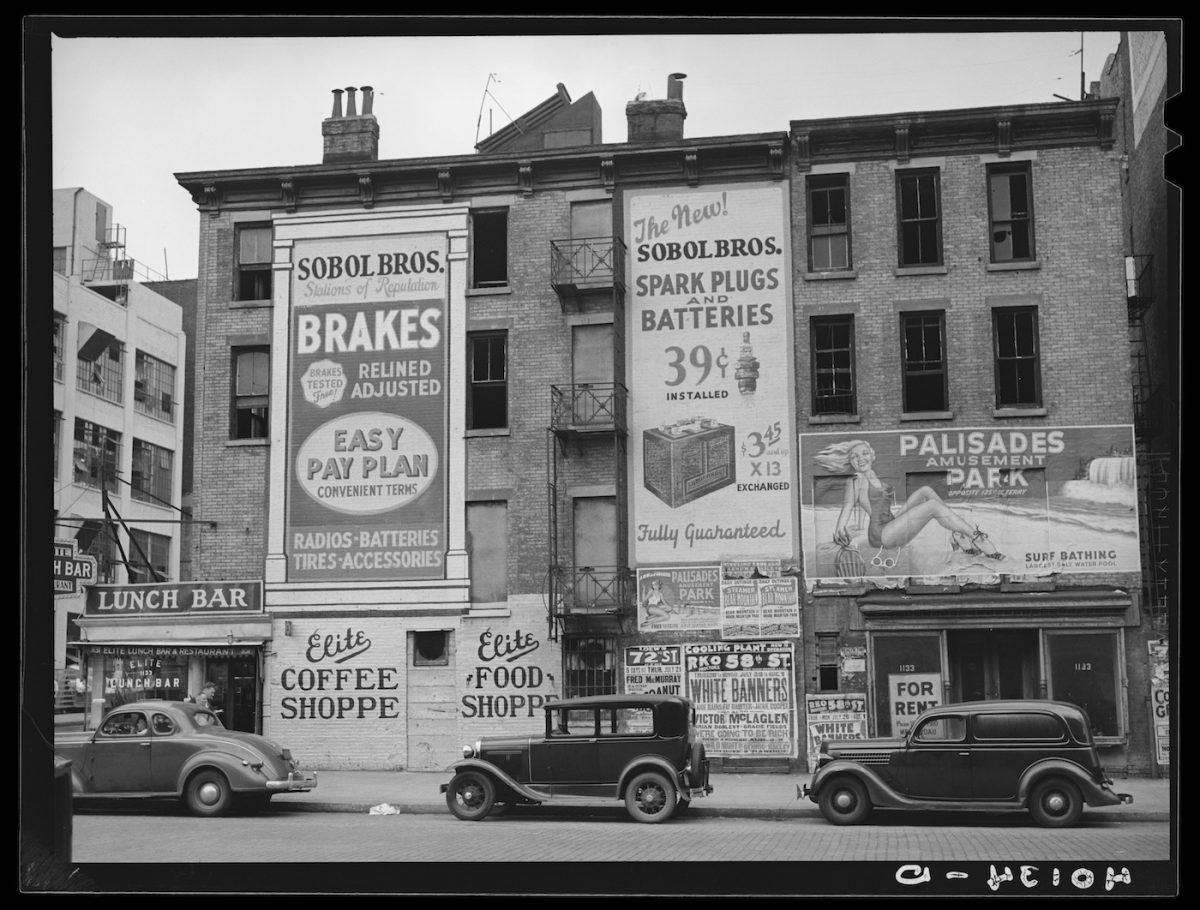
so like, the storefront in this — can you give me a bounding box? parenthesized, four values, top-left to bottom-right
(75, 580, 271, 733)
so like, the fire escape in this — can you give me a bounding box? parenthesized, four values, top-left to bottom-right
(546, 235, 631, 656)
(81, 224, 135, 304)
(1126, 254, 1170, 631)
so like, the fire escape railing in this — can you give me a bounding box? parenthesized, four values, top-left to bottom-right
(550, 237, 626, 292)
(550, 382, 628, 432)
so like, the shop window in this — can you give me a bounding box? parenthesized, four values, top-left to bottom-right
(1046, 631, 1121, 738)
(563, 636, 616, 698)
(128, 528, 171, 582)
(467, 332, 507, 430)
(993, 306, 1042, 408)
(130, 439, 174, 505)
(231, 346, 270, 439)
(808, 173, 851, 271)
(466, 501, 508, 602)
(987, 162, 1035, 262)
(817, 633, 839, 692)
(900, 311, 948, 412)
(134, 351, 178, 423)
(471, 209, 508, 289)
(870, 633, 942, 737)
(73, 418, 121, 492)
(810, 315, 856, 416)
(896, 168, 942, 266)
(235, 224, 273, 301)
(413, 630, 450, 667)
(76, 338, 125, 404)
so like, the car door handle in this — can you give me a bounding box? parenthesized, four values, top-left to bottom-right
(140, 742, 151, 748)
(957, 752, 969, 757)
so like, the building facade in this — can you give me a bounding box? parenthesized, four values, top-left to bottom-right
(160, 78, 1161, 773)
(51, 189, 190, 722)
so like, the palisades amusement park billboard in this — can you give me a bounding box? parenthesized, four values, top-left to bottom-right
(286, 233, 448, 582)
(798, 426, 1142, 582)
(624, 183, 797, 569)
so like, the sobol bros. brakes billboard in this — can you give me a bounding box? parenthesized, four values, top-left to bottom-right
(286, 233, 448, 582)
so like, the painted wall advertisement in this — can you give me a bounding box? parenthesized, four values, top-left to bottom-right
(889, 672, 942, 736)
(460, 624, 558, 726)
(684, 641, 794, 757)
(798, 426, 1141, 583)
(286, 233, 448, 581)
(805, 693, 868, 770)
(625, 184, 797, 569)
(635, 566, 721, 631)
(1148, 640, 1169, 767)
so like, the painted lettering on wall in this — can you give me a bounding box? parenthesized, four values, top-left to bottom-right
(278, 625, 401, 720)
(461, 627, 554, 719)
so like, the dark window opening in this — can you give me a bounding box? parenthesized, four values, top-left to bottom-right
(563, 636, 616, 698)
(807, 174, 850, 271)
(232, 347, 270, 439)
(993, 306, 1042, 408)
(988, 163, 1035, 262)
(897, 169, 942, 266)
(817, 633, 839, 692)
(467, 332, 507, 430)
(901, 311, 948, 412)
(413, 631, 449, 666)
(810, 315, 856, 415)
(236, 225, 273, 301)
(471, 210, 508, 288)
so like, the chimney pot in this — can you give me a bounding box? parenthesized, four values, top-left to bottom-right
(331, 88, 344, 118)
(667, 73, 687, 101)
(345, 86, 358, 117)
(361, 85, 374, 116)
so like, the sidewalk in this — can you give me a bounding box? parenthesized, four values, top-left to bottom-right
(271, 769, 1173, 821)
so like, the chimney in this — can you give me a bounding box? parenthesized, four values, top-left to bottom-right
(626, 73, 687, 142)
(322, 85, 380, 164)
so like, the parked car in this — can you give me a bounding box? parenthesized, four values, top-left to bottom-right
(802, 699, 1132, 827)
(441, 694, 712, 823)
(54, 699, 318, 817)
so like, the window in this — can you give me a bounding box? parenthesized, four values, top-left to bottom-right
(1046, 632, 1121, 738)
(128, 528, 171, 583)
(896, 169, 942, 266)
(470, 209, 508, 288)
(807, 174, 851, 271)
(134, 351, 178, 422)
(563, 636, 616, 698)
(130, 439, 174, 504)
(76, 338, 125, 404)
(973, 712, 1064, 741)
(53, 247, 67, 274)
(993, 307, 1042, 408)
(73, 419, 121, 491)
(413, 631, 449, 667)
(913, 716, 966, 743)
(466, 501, 508, 602)
(78, 521, 119, 584)
(571, 200, 612, 240)
(235, 225, 273, 301)
(810, 315, 856, 416)
(467, 332, 507, 430)
(900, 311, 948, 412)
(52, 314, 65, 381)
(817, 633, 839, 692)
(53, 411, 62, 479)
(988, 163, 1034, 262)
(231, 347, 270, 439)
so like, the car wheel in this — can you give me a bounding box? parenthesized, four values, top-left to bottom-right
(1029, 777, 1083, 828)
(445, 771, 495, 821)
(625, 771, 677, 823)
(185, 769, 233, 817)
(817, 776, 871, 825)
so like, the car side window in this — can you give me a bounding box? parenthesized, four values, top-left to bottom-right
(606, 706, 654, 735)
(101, 711, 148, 736)
(552, 708, 597, 736)
(152, 713, 175, 735)
(912, 716, 966, 743)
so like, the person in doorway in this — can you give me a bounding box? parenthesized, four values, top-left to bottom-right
(814, 439, 1004, 560)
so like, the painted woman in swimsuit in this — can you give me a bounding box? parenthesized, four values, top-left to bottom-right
(814, 439, 1003, 559)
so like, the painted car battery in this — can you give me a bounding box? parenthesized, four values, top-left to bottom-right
(642, 418, 736, 508)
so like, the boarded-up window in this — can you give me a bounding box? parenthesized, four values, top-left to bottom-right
(467, 501, 508, 602)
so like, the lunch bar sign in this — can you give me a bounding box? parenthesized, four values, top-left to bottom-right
(86, 581, 264, 616)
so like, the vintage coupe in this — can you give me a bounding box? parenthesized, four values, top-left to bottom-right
(803, 699, 1132, 827)
(441, 694, 712, 823)
(54, 700, 318, 816)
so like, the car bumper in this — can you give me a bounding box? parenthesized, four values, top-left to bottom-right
(266, 770, 319, 792)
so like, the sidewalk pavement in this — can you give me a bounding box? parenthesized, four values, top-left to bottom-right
(271, 769, 1173, 821)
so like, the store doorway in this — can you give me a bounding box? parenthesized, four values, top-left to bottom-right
(947, 630, 1037, 703)
(204, 657, 259, 733)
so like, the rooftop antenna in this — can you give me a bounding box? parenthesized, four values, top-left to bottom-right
(474, 73, 523, 145)
(1079, 32, 1086, 100)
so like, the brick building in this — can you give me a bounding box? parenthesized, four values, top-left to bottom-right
(165, 76, 1160, 773)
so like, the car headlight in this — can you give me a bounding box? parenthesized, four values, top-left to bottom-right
(461, 743, 475, 759)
